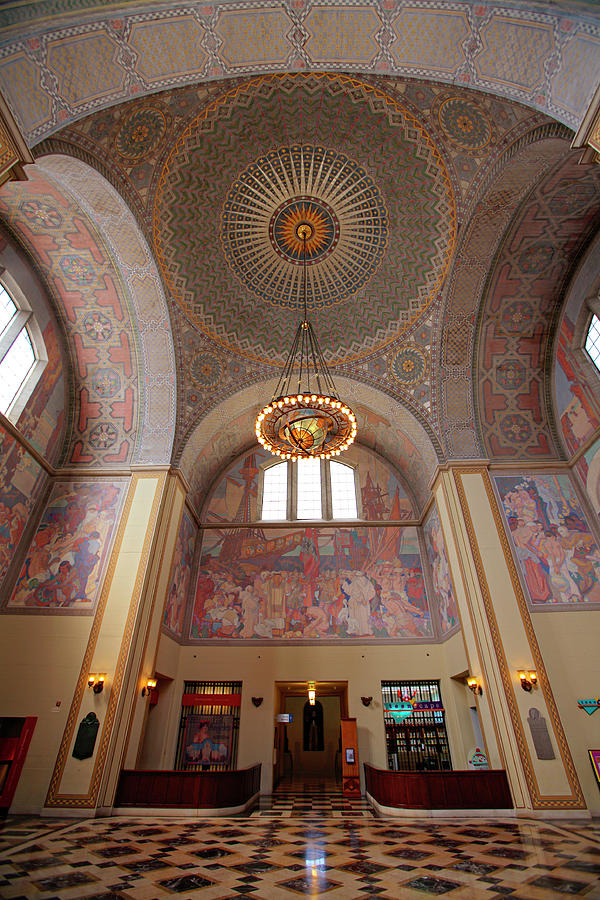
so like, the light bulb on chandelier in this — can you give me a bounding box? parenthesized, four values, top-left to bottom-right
(255, 222, 357, 459)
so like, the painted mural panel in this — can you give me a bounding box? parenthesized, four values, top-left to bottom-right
(205, 450, 270, 523)
(5, 480, 127, 612)
(0, 427, 46, 589)
(423, 503, 459, 634)
(350, 445, 412, 519)
(163, 508, 196, 638)
(555, 314, 600, 455)
(495, 473, 600, 606)
(574, 437, 600, 517)
(190, 525, 433, 641)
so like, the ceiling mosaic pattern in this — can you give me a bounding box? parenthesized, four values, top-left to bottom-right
(475, 155, 600, 460)
(153, 73, 457, 365)
(38, 70, 547, 464)
(1, 1, 599, 145)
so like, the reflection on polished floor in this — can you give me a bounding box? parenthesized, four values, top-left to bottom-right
(0, 781, 599, 898)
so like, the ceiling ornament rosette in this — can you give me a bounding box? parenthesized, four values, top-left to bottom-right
(152, 73, 457, 367)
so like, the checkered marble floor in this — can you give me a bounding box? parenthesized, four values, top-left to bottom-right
(248, 777, 374, 818)
(1, 786, 600, 899)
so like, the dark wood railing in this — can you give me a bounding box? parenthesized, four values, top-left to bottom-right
(115, 764, 261, 810)
(364, 763, 513, 810)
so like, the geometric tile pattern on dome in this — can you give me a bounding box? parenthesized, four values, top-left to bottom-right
(45, 74, 545, 459)
(153, 73, 457, 366)
(0, 171, 141, 468)
(1, 800, 600, 899)
(438, 124, 572, 460)
(476, 155, 600, 460)
(2, 1, 600, 145)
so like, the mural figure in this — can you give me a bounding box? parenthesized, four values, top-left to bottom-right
(495, 473, 600, 605)
(0, 430, 45, 588)
(190, 525, 433, 641)
(7, 481, 125, 611)
(163, 509, 196, 637)
(423, 503, 459, 633)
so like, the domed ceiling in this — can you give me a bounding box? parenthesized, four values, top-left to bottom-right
(153, 74, 456, 365)
(26, 67, 600, 497)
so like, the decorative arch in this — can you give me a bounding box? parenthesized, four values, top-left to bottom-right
(436, 125, 590, 459)
(0, 156, 176, 467)
(2, 2, 599, 145)
(180, 377, 439, 515)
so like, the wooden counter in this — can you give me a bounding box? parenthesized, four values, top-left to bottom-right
(115, 764, 261, 811)
(364, 763, 513, 811)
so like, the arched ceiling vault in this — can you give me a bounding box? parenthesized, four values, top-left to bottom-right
(27, 70, 587, 472)
(1, 1, 599, 145)
(180, 377, 439, 515)
(0, 156, 176, 466)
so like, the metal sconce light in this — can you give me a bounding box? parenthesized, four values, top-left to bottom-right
(467, 677, 482, 696)
(252, 697, 263, 707)
(361, 696, 373, 707)
(519, 670, 538, 692)
(87, 674, 105, 694)
(142, 677, 157, 698)
(308, 681, 316, 706)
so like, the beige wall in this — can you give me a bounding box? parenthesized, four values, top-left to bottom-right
(532, 610, 600, 814)
(146, 638, 472, 794)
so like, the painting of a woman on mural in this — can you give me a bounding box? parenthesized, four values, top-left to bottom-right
(495, 473, 600, 605)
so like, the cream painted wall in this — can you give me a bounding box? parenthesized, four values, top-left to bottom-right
(145, 639, 478, 795)
(0, 615, 93, 812)
(532, 611, 600, 813)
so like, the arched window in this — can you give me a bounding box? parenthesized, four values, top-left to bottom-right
(260, 458, 358, 521)
(585, 313, 600, 372)
(0, 280, 46, 420)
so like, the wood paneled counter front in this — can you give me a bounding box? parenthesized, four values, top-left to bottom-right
(115, 764, 261, 813)
(364, 764, 513, 812)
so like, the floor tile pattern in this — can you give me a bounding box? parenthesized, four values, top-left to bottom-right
(1, 783, 600, 898)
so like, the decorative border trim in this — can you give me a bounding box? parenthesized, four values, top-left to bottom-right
(453, 466, 584, 809)
(45, 471, 166, 808)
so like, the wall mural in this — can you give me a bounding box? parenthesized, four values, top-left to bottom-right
(0, 427, 46, 590)
(205, 446, 414, 524)
(555, 313, 600, 456)
(423, 503, 459, 634)
(191, 525, 433, 642)
(495, 473, 600, 606)
(575, 437, 600, 517)
(4, 480, 127, 612)
(163, 508, 196, 639)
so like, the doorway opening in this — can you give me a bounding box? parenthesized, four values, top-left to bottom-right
(273, 681, 348, 791)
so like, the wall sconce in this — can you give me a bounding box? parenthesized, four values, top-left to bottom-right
(308, 681, 316, 706)
(519, 671, 538, 692)
(361, 696, 373, 707)
(142, 677, 157, 698)
(467, 677, 482, 696)
(87, 674, 105, 694)
(252, 697, 263, 707)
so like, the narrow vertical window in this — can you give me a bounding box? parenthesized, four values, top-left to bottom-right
(330, 461, 358, 518)
(261, 462, 288, 520)
(585, 313, 600, 371)
(296, 457, 322, 519)
(0, 282, 42, 417)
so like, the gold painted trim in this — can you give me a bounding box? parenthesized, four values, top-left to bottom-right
(453, 467, 584, 809)
(437, 476, 497, 771)
(483, 468, 585, 808)
(45, 472, 167, 808)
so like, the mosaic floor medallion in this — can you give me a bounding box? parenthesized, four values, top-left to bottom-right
(153, 74, 456, 365)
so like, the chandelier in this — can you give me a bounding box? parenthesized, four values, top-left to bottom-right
(255, 222, 357, 460)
